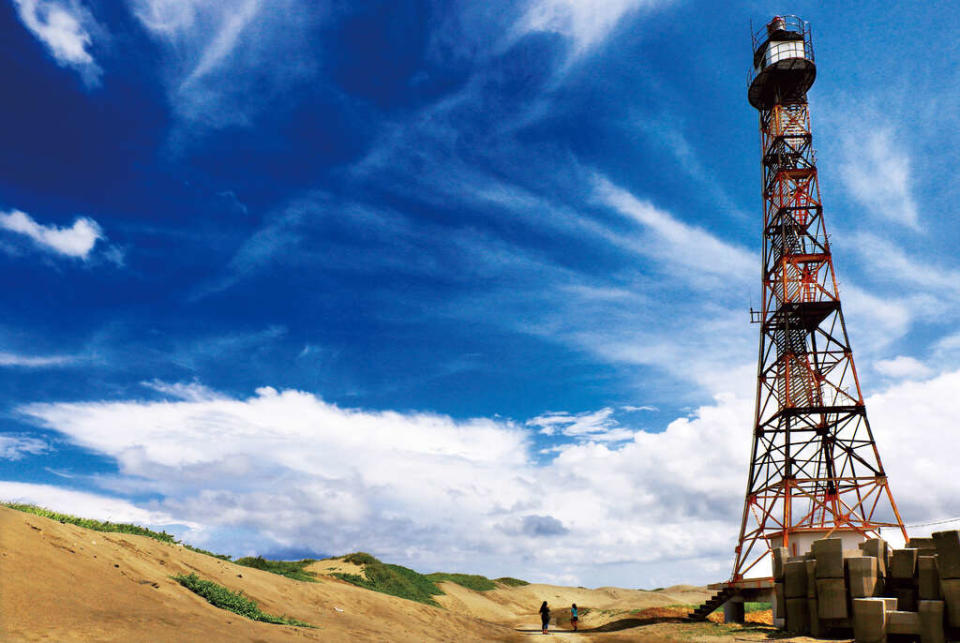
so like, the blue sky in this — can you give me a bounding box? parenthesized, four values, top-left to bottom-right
(2, 0, 960, 588)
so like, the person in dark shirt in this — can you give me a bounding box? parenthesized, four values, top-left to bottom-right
(539, 601, 550, 634)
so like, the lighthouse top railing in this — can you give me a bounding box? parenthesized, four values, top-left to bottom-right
(748, 15, 815, 87)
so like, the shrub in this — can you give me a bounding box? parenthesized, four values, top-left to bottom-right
(173, 573, 313, 627)
(426, 572, 496, 591)
(334, 561, 443, 606)
(234, 556, 318, 583)
(4, 503, 177, 543)
(341, 552, 380, 566)
(495, 577, 530, 587)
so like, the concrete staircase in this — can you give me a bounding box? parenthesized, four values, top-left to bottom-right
(689, 587, 740, 621)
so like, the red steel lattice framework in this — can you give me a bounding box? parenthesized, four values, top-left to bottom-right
(731, 16, 907, 581)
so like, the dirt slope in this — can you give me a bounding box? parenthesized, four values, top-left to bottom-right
(0, 505, 800, 642)
(0, 506, 518, 642)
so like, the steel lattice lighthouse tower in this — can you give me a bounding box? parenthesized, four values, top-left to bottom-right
(731, 16, 907, 581)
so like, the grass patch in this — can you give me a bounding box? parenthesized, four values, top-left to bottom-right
(341, 552, 378, 566)
(4, 503, 177, 543)
(184, 544, 231, 561)
(744, 601, 771, 613)
(494, 577, 529, 587)
(4, 503, 235, 561)
(173, 573, 314, 627)
(426, 572, 497, 592)
(333, 553, 443, 606)
(234, 556, 318, 583)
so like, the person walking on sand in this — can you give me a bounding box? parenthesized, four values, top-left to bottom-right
(570, 603, 578, 631)
(539, 601, 550, 634)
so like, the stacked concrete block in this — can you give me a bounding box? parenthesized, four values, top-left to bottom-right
(848, 555, 881, 598)
(909, 537, 938, 556)
(860, 537, 890, 579)
(771, 545, 787, 626)
(933, 530, 960, 630)
(890, 548, 919, 611)
(919, 555, 942, 600)
(812, 538, 849, 621)
(918, 600, 946, 643)
(783, 560, 809, 633)
(853, 598, 888, 643)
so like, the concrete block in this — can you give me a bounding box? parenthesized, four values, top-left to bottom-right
(847, 556, 880, 598)
(918, 600, 945, 643)
(807, 598, 824, 638)
(785, 597, 809, 634)
(933, 530, 960, 579)
(774, 581, 786, 619)
(813, 537, 845, 578)
(909, 537, 937, 556)
(893, 586, 918, 612)
(772, 546, 789, 581)
(817, 577, 848, 619)
(891, 548, 919, 580)
(941, 578, 960, 627)
(859, 538, 889, 578)
(784, 560, 808, 598)
(852, 598, 887, 643)
(919, 555, 941, 600)
(887, 609, 920, 635)
(805, 559, 817, 597)
(881, 597, 898, 612)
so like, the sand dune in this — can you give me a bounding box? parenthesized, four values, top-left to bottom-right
(0, 506, 791, 641)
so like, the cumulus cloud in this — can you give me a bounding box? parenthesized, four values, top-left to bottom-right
(874, 356, 932, 380)
(12, 0, 102, 86)
(0, 435, 49, 460)
(0, 209, 103, 259)
(16, 385, 753, 586)
(0, 481, 194, 528)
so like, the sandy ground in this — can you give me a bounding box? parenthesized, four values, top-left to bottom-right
(0, 506, 811, 641)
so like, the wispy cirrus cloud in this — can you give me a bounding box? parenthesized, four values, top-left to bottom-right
(11, 0, 102, 86)
(0, 352, 80, 368)
(130, 0, 321, 130)
(0, 434, 49, 460)
(515, 0, 667, 56)
(0, 209, 103, 259)
(836, 127, 919, 229)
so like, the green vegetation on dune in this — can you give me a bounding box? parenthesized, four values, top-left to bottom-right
(234, 556, 318, 582)
(4, 503, 177, 543)
(494, 577, 529, 587)
(173, 573, 314, 627)
(3, 503, 234, 560)
(744, 601, 771, 613)
(333, 553, 443, 606)
(426, 572, 497, 591)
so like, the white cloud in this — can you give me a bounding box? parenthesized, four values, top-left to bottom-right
(130, 0, 320, 131)
(874, 356, 932, 380)
(0, 481, 193, 528)
(0, 210, 103, 259)
(527, 407, 634, 441)
(515, 0, 664, 56)
(838, 129, 919, 229)
(140, 379, 226, 402)
(0, 352, 78, 367)
(0, 435, 49, 460)
(16, 370, 958, 585)
(12, 0, 102, 86)
(18, 385, 752, 586)
(592, 174, 754, 285)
